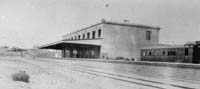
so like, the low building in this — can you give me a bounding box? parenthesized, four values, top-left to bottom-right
(39, 20, 160, 60)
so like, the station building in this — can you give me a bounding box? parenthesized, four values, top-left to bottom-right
(39, 20, 160, 60)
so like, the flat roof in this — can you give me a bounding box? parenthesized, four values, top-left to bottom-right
(141, 45, 185, 49)
(38, 40, 101, 49)
(63, 20, 161, 37)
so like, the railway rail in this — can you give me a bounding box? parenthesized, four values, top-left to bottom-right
(28, 58, 196, 89)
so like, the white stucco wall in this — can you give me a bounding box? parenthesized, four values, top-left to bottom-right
(101, 24, 160, 60)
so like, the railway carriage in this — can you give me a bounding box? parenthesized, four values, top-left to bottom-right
(140, 41, 200, 63)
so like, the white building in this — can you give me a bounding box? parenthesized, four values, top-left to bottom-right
(39, 20, 160, 60)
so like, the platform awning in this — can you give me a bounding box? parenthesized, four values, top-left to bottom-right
(38, 40, 101, 50)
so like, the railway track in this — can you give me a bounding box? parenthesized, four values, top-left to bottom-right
(30, 58, 195, 89)
(65, 66, 194, 89)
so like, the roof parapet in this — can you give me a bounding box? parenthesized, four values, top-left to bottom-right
(62, 19, 161, 37)
(102, 20, 160, 30)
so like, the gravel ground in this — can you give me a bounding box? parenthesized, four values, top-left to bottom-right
(0, 57, 156, 89)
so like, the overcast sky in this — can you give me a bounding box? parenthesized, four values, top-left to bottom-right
(0, 0, 200, 48)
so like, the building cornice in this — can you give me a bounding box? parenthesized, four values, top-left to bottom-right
(62, 20, 161, 37)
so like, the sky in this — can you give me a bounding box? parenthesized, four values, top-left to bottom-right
(0, 0, 200, 48)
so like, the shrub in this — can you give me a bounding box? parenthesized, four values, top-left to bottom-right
(115, 57, 124, 60)
(12, 71, 30, 83)
(124, 58, 130, 60)
(131, 58, 135, 61)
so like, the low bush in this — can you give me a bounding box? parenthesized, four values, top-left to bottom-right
(115, 57, 124, 60)
(12, 71, 30, 83)
(124, 58, 130, 60)
(131, 58, 135, 61)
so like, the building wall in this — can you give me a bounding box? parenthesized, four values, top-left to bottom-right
(61, 22, 160, 60)
(63, 24, 103, 40)
(101, 23, 159, 60)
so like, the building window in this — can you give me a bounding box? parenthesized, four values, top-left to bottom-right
(74, 36, 77, 40)
(98, 29, 101, 38)
(83, 34, 85, 39)
(185, 48, 188, 56)
(87, 32, 90, 39)
(146, 31, 151, 40)
(92, 31, 95, 39)
(71, 37, 73, 40)
(78, 35, 81, 39)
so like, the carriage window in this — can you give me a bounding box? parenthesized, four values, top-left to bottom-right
(152, 51, 156, 56)
(174, 51, 176, 56)
(149, 51, 152, 56)
(142, 51, 146, 56)
(153, 51, 156, 56)
(185, 48, 188, 56)
(172, 51, 176, 56)
(167, 51, 176, 56)
(155, 50, 159, 56)
(162, 51, 165, 55)
(168, 51, 170, 56)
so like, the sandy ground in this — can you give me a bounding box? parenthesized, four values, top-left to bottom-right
(0, 57, 157, 89)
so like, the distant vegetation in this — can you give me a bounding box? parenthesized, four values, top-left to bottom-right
(0, 47, 61, 58)
(25, 49, 61, 58)
(115, 57, 135, 61)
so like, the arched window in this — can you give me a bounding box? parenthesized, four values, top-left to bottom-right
(82, 34, 85, 39)
(98, 29, 101, 38)
(92, 31, 95, 39)
(78, 35, 81, 39)
(87, 32, 90, 39)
